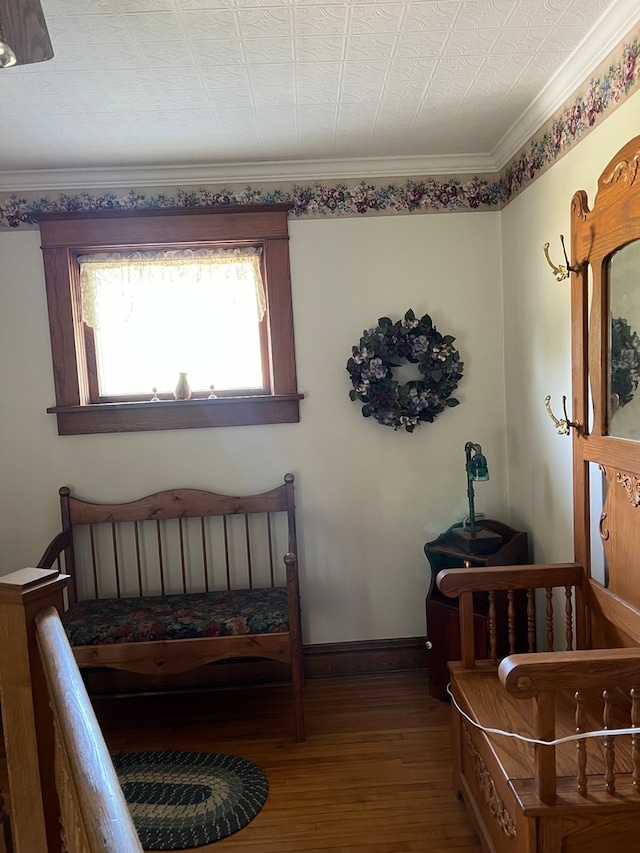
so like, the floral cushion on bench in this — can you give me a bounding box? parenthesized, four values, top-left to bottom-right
(62, 587, 289, 646)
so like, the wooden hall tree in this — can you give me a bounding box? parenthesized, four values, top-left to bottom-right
(436, 136, 640, 853)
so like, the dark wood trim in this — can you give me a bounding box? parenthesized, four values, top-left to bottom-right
(84, 636, 428, 695)
(304, 636, 428, 677)
(48, 394, 303, 435)
(35, 203, 292, 226)
(36, 205, 292, 247)
(38, 207, 300, 435)
(265, 237, 298, 395)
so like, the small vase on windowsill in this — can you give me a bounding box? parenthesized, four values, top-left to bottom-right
(174, 373, 192, 400)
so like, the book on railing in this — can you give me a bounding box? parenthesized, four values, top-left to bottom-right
(0, 567, 60, 589)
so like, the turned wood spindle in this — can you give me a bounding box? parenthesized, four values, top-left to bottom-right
(507, 589, 516, 655)
(527, 587, 536, 652)
(603, 689, 616, 794)
(488, 590, 497, 664)
(575, 691, 587, 795)
(565, 585, 574, 650)
(545, 587, 554, 651)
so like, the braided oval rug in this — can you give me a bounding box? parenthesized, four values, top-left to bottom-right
(113, 751, 269, 850)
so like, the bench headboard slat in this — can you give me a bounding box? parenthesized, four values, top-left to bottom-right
(267, 513, 275, 587)
(156, 519, 165, 596)
(200, 517, 209, 593)
(111, 522, 121, 599)
(178, 517, 187, 594)
(57, 476, 297, 602)
(134, 521, 143, 597)
(223, 515, 231, 591)
(89, 525, 99, 600)
(245, 515, 253, 589)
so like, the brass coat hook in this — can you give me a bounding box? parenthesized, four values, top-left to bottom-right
(543, 235, 579, 282)
(544, 395, 581, 435)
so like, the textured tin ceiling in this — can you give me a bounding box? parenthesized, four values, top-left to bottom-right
(0, 0, 638, 183)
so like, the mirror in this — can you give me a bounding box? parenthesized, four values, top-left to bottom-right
(609, 239, 640, 441)
(588, 461, 608, 586)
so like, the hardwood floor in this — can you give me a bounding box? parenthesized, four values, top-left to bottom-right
(91, 671, 482, 853)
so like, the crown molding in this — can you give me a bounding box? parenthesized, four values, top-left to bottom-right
(492, 0, 640, 170)
(0, 153, 497, 193)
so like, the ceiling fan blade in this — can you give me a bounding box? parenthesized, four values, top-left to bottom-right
(0, 0, 53, 66)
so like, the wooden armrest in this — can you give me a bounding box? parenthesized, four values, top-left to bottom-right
(500, 647, 640, 698)
(37, 530, 72, 570)
(436, 562, 583, 597)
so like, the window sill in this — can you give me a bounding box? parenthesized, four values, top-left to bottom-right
(47, 394, 304, 435)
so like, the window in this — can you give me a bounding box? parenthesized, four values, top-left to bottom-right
(79, 247, 268, 400)
(37, 206, 302, 435)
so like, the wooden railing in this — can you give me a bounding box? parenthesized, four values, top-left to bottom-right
(437, 562, 587, 666)
(438, 562, 640, 808)
(501, 648, 640, 805)
(0, 568, 142, 853)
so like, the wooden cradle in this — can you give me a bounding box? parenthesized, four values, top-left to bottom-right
(437, 137, 640, 852)
(38, 473, 305, 742)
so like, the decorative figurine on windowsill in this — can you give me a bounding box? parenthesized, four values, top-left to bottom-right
(174, 373, 191, 400)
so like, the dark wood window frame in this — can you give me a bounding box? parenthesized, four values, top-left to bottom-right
(37, 205, 302, 435)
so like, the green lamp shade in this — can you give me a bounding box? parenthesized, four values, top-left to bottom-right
(469, 452, 489, 481)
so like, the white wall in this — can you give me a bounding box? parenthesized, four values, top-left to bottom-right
(502, 89, 640, 565)
(0, 211, 506, 645)
(5, 92, 639, 648)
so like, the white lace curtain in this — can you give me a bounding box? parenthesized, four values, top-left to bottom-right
(78, 247, 266, 330)
(77, 246, 266, 395)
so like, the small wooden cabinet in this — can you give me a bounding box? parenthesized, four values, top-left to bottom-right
(424, 519, 529, 700)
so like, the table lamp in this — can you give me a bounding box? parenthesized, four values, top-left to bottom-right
(452, 441, 503, 555)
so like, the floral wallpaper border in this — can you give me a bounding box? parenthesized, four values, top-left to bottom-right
(502, 25, 640, 202)
(1, 23, 639, 230)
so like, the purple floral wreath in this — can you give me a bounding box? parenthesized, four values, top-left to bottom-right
(346, 309, 464, 433)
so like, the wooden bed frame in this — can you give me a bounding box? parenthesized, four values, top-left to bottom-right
(38, 473, 305, 742)
(436, 136, 640, 853)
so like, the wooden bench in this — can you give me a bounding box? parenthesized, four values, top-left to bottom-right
(436, 136, 640, 853)
(37, 473, 305, 742)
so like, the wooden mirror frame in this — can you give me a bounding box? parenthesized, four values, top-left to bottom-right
(571, 135, 640, 617)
